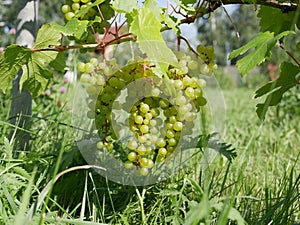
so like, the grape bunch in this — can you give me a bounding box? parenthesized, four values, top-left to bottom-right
(61, 0, 97, 21)
(78, 48, 215, 176)
(61, 0, 114, 44)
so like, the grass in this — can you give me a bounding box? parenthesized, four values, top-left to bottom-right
(0, 84, 299, 224)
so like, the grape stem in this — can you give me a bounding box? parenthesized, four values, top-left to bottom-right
(278, 42, 300, 68)
(178, 36, 199, 57)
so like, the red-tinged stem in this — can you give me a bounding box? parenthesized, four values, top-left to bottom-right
(278, 43, 300, 67)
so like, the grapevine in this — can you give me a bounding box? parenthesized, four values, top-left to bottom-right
(78, 47, 217, 177)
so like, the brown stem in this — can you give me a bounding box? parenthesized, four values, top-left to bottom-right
(178, 36, 199, 57)
(278, 42, 300, 67)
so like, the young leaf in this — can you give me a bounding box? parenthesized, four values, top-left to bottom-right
(51, 18, 89, 39)
(254, 62, 300, 120)
(229, 31, 294, 75)
(112, 0, 138, 13)
(129, 7, 178, 75)
(0, 45, 31, 93)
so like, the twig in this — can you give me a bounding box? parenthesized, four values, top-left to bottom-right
(178, 35, 199, 57)
(278, 42, 300, 67)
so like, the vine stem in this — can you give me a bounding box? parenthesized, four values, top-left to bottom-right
(278, 42, 300, 67)
(178, 35, 199, 57)
(136, 187, 147, 224)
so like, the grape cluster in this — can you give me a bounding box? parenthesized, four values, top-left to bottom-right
(61, 0, 97, 21)
(61, 0, 114, 44)
(78, 48, 215, 176)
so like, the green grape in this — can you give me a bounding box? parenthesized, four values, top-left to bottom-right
(199, 63, 210, 75)
(78, 62, 86, 72)
(182, 76, 192, 87)
(65, 12, 75, 21)
(174, 79, 184, 90)
(128, 151, 137, 161)
(128, 140, 138, 150)
(138, 135, 147, 143)
(168, 138, 177, 146)
(140, 158, 149, 167)
(145, 112, 153, 120)
(156, 138, 166, 148)
(84, 63, 94, 73)
(96, 141, 104, 149)
(137, 145, 147, 155)
(158, 147, 167, 156)
(198, 97, 207, 106)
(140, 125, 149, 134)
(176, 95, 187, 106)
(145, 159, 154, 168)
(166, 129, 175, 138)
(90, 57, 98, 66)
(140, 103, 150, 113)
(173, 121, 183, 131)
(81, 0, 91, 3)
(71, 3, 80, 11)
(61, 4, 71, 14)
(169, 116, 177, 124)
(185, 87, 195, 99)
(134, 115, 143, 124)
(96, 76, 106, 86)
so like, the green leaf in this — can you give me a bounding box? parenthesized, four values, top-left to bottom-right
(212, 203, 246, 225)
(163, 14, 180, 34)
(229, 31, 294, 75)
(34, 24, 61, 49)
(197, 133, 236, 162)
(258, 6, 300, 34)
(0, 45, 31, 93)
(254, 62, 300, 120)
(129, 7, 178, 75)
(51, 18, 89, 39)
(112, 0, 138, 13)
(20, 24, 65, 96)
(20, 58, 52, 97)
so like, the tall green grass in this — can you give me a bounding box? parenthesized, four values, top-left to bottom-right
(0, 86, 299, 224)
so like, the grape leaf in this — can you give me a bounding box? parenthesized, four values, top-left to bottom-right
(34, 24, 61, 49)
(0, 45, 31, 93)
(20, 24, 65, 96)
(144, 0, 162, 20)
(51, 18, 89, 39)
(254, 62, 300, 120)
(163, 14, 180, 34)
(20, 58, 52, 96)
(112, 0, 138, 13)
(229, 31, 294, 75)
(258, 6, 300, 34)
(129, 7, 178, 76)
